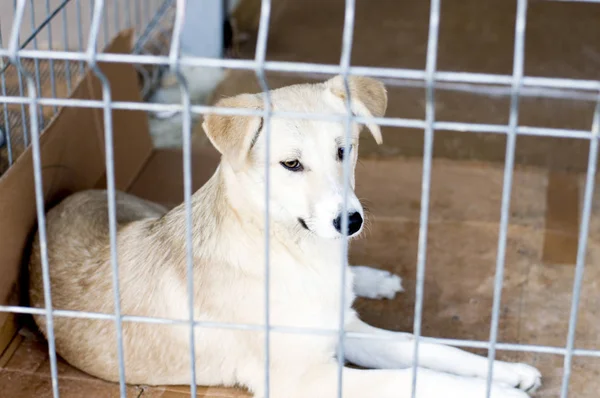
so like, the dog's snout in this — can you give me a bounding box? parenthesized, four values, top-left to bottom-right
(333, 212, 363, 236)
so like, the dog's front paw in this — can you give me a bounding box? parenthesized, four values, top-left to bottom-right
(495, 362, 542, 393)
(510, 363, 542, 393)
(350, 265, 404, 299)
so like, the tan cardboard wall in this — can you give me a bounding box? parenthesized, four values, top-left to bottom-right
(0, 31, 153, 357)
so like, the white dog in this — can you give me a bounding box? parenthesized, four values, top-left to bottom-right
(29, 76, 541, 397)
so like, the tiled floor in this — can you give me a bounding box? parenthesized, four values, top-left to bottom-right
(2, 155, 599, 397)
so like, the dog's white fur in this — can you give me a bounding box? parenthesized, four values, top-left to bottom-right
(29, 76, 541, 397)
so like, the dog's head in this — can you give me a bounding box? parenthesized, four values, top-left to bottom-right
(202, 75, 387, 239)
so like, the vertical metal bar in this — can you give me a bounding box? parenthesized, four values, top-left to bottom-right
(12, 0, 30, 147)
(9, 2, 59, 396)
(103, 0, 110, 47)
(135, 0, 142, 31)
(255, 0, 272, 395)
(45, 0, 59, 114)
(90, 0, 95, 26)
(124, 0, 132, 29)
(114, 0, 121, 33)
(75, 0, 85, 74)
(411, 0, 441, 396)
(336, 0, 357, 396)
(29, 0, 45, 128)
(560, 96, 600, 397)
(143, 0, 151, 29)
(485, 0, 528, 396)
(0, 29, 13, 166)
(87, 1, 126, 396)
(61, 3, 72, 94)
(169, 1, 197, 396)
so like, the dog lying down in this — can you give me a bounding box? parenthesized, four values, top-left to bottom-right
(29, 76, 541, 397)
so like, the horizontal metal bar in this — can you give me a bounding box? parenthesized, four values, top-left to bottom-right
(0, 94, 592, 139)
(294, 71, 599, 102)
(523, 76, 600, 91)
(3, 304, 600, 357)
(435, 121, 593, 139)
(543, 0, 600, 3)
(0, 48, 598, 93)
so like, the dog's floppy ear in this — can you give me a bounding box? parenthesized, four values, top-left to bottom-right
(202, 93, 264, 170)
(326, 75, 387, 144)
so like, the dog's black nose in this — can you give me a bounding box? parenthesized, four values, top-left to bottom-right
(333, 212, 363, 235)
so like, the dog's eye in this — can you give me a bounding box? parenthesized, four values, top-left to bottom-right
(280, 159, 304, 172)
(337, 146, 352, 161)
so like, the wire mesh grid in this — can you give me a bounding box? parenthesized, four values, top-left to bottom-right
(0, 0, 599, 397)
(0, 0, 175, 170)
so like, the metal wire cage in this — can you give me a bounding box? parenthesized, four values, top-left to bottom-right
(0, 0, 599, 398)
(0, 0, 175, 170)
